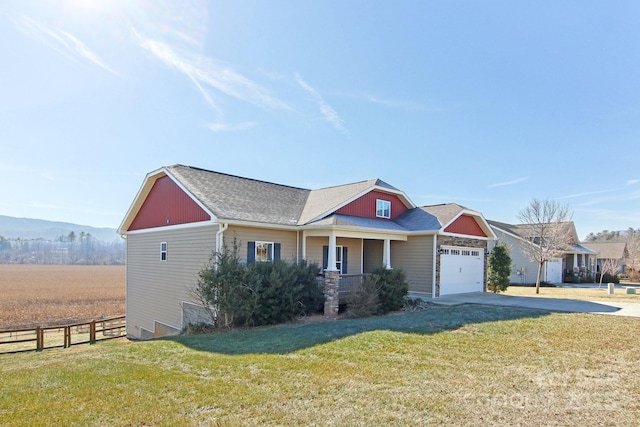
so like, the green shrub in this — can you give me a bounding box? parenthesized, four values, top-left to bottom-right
(596, 273, 620, 284)
(249, 260, 323, 326)
(345, 277, 380, 318)
(370, 266, 409, 315)
(195, 242, 323, 328)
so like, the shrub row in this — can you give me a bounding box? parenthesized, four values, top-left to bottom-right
(345, 266, 409, 318)
(195, 244, 324, 328)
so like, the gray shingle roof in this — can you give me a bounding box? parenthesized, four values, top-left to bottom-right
(309, 214, 411, 231)
(167, 165, 310, 226)
(393, 208, 442, 231)
(161, 165, 449, 233)
(420, 203, 467, 227)
(582, 242, 627, 259)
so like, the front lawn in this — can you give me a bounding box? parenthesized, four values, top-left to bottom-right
(1, 304, 639, 425)
(504, 285, 640, 303)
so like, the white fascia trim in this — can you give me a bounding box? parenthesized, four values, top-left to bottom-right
(118, 166, 217, 234)
(439, 231, 492, 240)
(164, 168, 217, 220)
(222, 219, 300, 231)
(124, 221, 217, 235)
(372, 185, 417, 209)
(117, 168, 165, 234)
(302, 227, 408, 241)
(441, 209, 497, 240)
(306, 185, 417, 225)
(490, 224, 524, 242)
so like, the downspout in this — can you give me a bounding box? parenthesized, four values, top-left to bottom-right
(432, 234, 438, 298)
(216, 223, 229, 255)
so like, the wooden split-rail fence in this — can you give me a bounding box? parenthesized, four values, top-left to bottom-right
(0, 315, 126, 354)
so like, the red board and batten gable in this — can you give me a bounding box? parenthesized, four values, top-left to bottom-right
(128, 176, 211, 231)
(335, 190, 409, 220)
(444, 214, 487, 237)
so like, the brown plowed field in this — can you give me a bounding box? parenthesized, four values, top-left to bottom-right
(0, 265, 125, 329)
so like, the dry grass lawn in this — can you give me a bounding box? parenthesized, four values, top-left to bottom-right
(1, 305, 639, 426)
(0, 265, 125, 329)
(504, 284, 640, 303)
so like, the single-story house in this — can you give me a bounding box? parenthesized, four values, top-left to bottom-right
(488, 220, 596, 285)
(581, 241, 628, 275)
(118, 165, 496, 339)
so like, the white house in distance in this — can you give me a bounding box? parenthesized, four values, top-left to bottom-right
(488, 220, 596, 285)
(118, 165, 496, 339)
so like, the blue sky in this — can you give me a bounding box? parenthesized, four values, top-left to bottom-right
(1, 0, 639, 239)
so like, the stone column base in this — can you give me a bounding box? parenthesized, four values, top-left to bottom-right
(323, 270, 340, 317)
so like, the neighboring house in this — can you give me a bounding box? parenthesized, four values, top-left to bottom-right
(488, 220, 596, 285)
(581, 242, 628, 275)
(118, 165, 496, 339)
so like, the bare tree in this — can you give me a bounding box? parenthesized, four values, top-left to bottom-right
(517, 199, 574, 294)
(598, 257, 620, 288)
(626, 228, 640, 280)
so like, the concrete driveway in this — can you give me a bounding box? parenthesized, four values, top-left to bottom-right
(432, 292, 640, 318)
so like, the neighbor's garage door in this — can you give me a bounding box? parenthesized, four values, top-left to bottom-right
(440, 246, 484, 295)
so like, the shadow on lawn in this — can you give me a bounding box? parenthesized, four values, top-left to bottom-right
(166, 304, 552, 355)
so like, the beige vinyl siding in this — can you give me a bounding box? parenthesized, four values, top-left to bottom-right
(363, 239, 383, 273)
(492, 230, 539, 284)
(224, 225, 298, 263)
(126, 224, 217, 339)
(304, 236, 362, 273)
(391, 235, 434, 295)
(305, 236, 326, 268)
(338, 237, 362, 274)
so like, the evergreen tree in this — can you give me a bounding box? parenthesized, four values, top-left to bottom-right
(487, 242, 512, 293)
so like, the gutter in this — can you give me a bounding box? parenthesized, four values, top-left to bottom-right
(216, 222, 229, 254)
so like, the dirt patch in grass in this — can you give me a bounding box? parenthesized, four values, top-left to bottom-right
(0, 265, 125, 329)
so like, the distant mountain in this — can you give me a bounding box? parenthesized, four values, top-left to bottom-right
(0, 215, 120, 242)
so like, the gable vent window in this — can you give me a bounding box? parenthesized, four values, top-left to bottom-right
(160, 242, 168, 261)
(376, 199, 391, 219)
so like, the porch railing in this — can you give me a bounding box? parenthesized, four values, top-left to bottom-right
(338, 274, 368, 295)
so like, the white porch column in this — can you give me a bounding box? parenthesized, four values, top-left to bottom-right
(383, 238, 392, 269)
(573, 253, 578, 269)
(326, 233, 338, 271)
(301, 231, 307, 260)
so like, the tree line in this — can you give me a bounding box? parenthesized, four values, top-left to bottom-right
(0, 231, 125, 265)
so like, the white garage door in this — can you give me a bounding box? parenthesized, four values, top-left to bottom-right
(545, 259, 563, 284)
(440, 246, 484, 295)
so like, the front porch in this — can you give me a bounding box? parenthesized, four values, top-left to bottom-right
(303, 230, 407, 316)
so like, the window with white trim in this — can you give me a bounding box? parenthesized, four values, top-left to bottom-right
(160, 242, 167, 261)
(255, 241, 274, 262)
(376, 199, 391, 219)
(335, 245, 343, 272)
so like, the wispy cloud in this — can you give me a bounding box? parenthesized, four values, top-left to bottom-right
(134, 29, 289, 112)
(627, 179, 640, 185)
(574, 188, 640, 207)
(487, 177, 528, 188)
(204, 122, 257, 132)
(558, 190, 609, 200)
(295, 73, 346, 133)
(15, 15, 119, 75)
